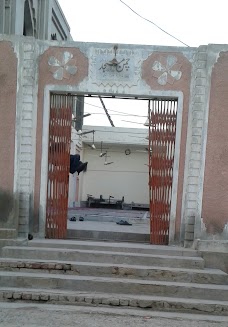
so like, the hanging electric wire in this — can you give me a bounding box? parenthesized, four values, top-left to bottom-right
(119, 0, 190, 47)
(99, 96, 115, 127)
(77, 98, 148, 118)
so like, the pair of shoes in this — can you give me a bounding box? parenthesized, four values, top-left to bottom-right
(69, 216, 76, 221)
(116, 220, 132, 226)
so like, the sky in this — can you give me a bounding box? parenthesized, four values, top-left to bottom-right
(58, 0, 227, 128)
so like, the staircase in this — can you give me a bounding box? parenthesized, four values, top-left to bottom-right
(0, 239, 227, 316)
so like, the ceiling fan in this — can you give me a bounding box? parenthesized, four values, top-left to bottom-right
(104, 152, 114, 165)
(80, 130, 96, 149)
(99, 141, 107, 157)
(104, 161, 114, 165)
(91, 131, 96, 149)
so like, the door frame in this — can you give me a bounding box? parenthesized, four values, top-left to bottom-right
(39, 85, 183, 242)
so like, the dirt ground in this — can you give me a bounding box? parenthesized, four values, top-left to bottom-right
(0, 302, 227, 327)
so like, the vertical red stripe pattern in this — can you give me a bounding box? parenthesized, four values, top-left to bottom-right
(149, 99, 178, 245)
(46, 94, 72, 239)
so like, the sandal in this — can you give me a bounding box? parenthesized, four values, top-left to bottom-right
(116, 220, 132, 226)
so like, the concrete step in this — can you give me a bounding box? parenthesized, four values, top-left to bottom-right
(0, 271, 227, 301)
(2, 246, 205, 269)
(67, 227, 150, 243)
(0, 229, 17, 239)
(1, 287, 228, 316)
(1, 301, 228, 323)
(0, 258, 226, 285)
(0, 238, 27, 256)
(195, 240, 228, 253)
(27, 239, 200, 257)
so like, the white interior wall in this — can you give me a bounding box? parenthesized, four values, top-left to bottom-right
(81, 145, 149, 204)
(68, 128, 81, 208)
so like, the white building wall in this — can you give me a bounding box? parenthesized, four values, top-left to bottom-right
(0, 0, 72, 40)
(82, 126, 149, 147)
(81, 145, 149, 204)
(51, 0, 73, 40)
(68, 128, 81, 208)
(80, 126, 149, 205)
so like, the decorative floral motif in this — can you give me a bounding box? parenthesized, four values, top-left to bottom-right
(152, 55, 182, 85)
(48, 52, 77, 80)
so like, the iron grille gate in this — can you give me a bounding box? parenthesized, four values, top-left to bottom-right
(148, 99, 178, 245)
(46, 94, 73, 239)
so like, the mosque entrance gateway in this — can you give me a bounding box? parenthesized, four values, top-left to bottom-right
(2, 7, 227, 249)
(45, 93, 178, 244)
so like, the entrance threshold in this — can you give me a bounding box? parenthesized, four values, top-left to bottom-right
(67, 208, 150, 243)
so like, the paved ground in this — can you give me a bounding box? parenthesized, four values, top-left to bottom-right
(0, 302, 227, 327)
(67, 208, 150, 234)
(68, 207, 149, 220)
(67, 220, 149, 234)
